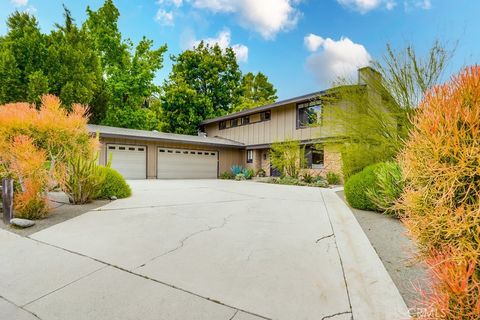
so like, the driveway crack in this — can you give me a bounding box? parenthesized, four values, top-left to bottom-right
(228, 310, 239, 320)
(316, 233, 334, 243)
(321, 311, 352, 319)
(134, 215, 232, 269)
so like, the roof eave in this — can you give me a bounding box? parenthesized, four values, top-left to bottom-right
(91, 131, 245, 149)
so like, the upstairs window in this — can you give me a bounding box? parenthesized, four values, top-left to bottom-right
(247, 150, 253, 163)
(260, 110, 271, 121)
(297, 101, 322, 128)
(241, 116, 250, 125)
(219, 121, 227, 130)
(230, 118, 239, 127)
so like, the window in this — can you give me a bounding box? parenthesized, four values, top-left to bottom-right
(304, 145, 324, 169)
(218, 110, 270, 129)
(138, 148, 145, 151)
(247, 150, 253, 163)
(297, 101, 322, 128)
(260, 110, 271, 121)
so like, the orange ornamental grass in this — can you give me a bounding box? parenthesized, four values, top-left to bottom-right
(1, 135, 49, 219)
(0, 95, 97, 218)
(399, 66, 480, 318)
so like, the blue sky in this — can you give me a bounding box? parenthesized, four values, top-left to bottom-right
(1, 0, 479, 99)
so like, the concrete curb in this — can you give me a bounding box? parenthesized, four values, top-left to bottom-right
(321, 189, 410, 320)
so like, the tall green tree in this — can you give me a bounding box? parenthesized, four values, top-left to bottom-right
(85, 0, 129, 73)
(0, 11, 47, 104)
(44, 7, 103, 109)
(162, 42, 242, 134)
(0, 49, 23, 103)
(234, 72, 277, 112)
(84, 0, 167, 129)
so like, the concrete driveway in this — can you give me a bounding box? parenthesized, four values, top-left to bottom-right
(0, 180, 409, 320)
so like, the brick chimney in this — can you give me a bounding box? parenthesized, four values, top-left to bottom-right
(358, 66, 382, 86)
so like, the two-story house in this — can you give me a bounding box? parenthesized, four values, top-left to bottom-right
(92, 67, 381, 180)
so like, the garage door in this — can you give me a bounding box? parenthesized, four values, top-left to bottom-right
(107, 144, 147, 179)
(157, 148, 218, 179)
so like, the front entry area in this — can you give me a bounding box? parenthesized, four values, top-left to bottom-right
(157, 147, 218, 179)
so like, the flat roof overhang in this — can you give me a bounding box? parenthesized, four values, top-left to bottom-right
(95, 132, 245, 149)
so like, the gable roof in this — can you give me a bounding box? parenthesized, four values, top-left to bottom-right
(88, 124, 244, 148)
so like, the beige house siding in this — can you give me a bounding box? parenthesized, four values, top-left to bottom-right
(204, 102, 346, 146)
(202, 99, 348, 179)
(98, 137, 244, 179)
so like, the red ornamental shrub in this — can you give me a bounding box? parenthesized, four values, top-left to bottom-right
(399, 66, 480, 318)
(0, 95, 96, 218)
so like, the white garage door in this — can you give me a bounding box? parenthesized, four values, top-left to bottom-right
(107, 144, 147, 179)
(157, 147, 218, 179)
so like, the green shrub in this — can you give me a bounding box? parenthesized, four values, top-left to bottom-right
(97, 166, 132, 199)
(301, 171, 315, 183)
(230, 165, 244, 176)
(64, 154, 106, 204)
(344, 164, 381, 211)
(220, 171, 234, 179)
(315, 179, 329, 188)
(277, 176, 302, 185)
(242, 168, 254, 179)
(256, 168, 266, 177)
(366, 162, 403, 217)
(341, 143, 396, 179)
(326, 171, 340, 185)
(235, 173, 246, 181)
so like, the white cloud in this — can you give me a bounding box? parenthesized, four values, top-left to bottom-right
(404, 0, 431, 10)
(385, 0, 396, 10)
(304, 33, 323, 52)
(418, 0, 432, 9)
(157, 0, 183, 7)
(187, 0, 301, 39)
(337, 0, 397, 13)
(11, 0, 28, 6)
(192, 29, 249, 62)
(305, 35, 371, 86)
(155, 9, 174, 26)
(337, 0, 432, 13)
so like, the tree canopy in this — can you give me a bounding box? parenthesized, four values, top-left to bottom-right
(234, 72, 277, 112)
(161, 42, 243, 134)
(0, 1, 277, 133)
